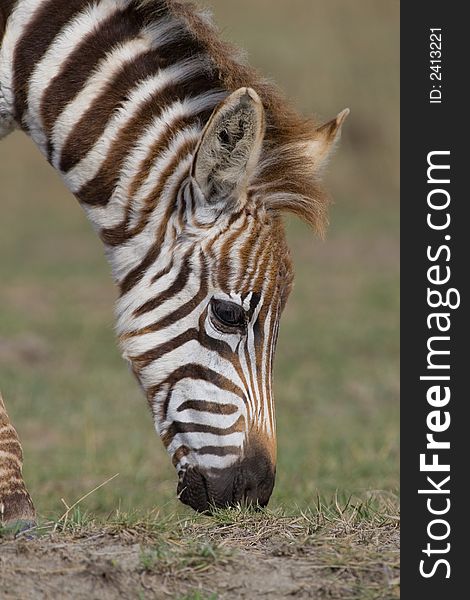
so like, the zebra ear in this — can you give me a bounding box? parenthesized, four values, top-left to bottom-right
(191, 87, 266, 206)
(309, 108, 350, 170)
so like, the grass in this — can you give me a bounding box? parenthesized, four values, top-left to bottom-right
(0, 0, 399, 597)
(1, 499, 399, 599)
(178, 593, 218, 600)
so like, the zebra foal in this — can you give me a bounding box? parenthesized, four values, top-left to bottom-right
(0, 394, 35, 528)
(0, 0, 348, 520)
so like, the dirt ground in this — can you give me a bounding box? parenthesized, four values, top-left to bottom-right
(0, 511, 399, 600)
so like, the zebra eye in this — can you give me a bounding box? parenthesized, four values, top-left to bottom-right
(211, 299, 246, 329)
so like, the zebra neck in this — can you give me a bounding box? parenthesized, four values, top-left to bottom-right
(1, 0, 228, 284)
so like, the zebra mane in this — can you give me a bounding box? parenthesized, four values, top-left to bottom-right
(136, 0, 329, 235)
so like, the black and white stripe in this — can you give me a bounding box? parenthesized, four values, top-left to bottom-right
(1, 0, 293, 486)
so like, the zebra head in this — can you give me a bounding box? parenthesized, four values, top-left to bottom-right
(120, 88, 347, 512)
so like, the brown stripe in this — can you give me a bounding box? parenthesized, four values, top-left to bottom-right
(266, 302, 281, 435)
(240, 254, 274, 426)
(58, 25, 209, 173)
(131, 272, 249, 410)
(41, 6, 143, 142)
(13, 0, 90, 124)
(133, 308, 242, 377)
(172, 445, 190, 467)
(253, 312, 265, 425)
(236, 221, 263, 289)
(59, 49, 161, 172)
(133, 247, 194, 317)
(133, 328, 199, 370)
(101, 154, 190, 247)
(254, 262, 279, 430)
(193, 205, 244, 241)
(0, 394, 35, 523)
(75, 73, 222, 207)
(177, 182, 188, 229)
(124, 252, 208, 336)
(119, 243, 160, 297)
(177, 400, 239, 416)
(0, 0, 17, 42)
(251, 275, 276, 421)
(0, 455, 22, 471)
(1, 0, 17, 20)
(0, 438, 22, 455)
(196, 311, 251, 395)
(151, 257, 174, 284)
(162, 415, 245, 447)
(188, 180, 197, 216)
(158, 364, 247, 421)
(118, 187, 180, 295)
(127, 113, 203, 201)
(195, 446, 241, 457)
(217, 214, 249, 290)
(251, 237, 274, 294)
(243, 337, 258, 425)
(239, 249, 273, 418)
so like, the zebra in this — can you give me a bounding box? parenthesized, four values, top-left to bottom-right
(0, 0, 348, 520)
(0, 393, 36, 528)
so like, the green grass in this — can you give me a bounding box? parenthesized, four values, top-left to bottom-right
(178, 593, 218, 600)
(0, 2, 399, 591)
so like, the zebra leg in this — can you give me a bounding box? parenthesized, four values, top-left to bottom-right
(0, 393, 36, 531)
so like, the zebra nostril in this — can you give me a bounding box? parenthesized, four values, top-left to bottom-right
(228, 453, 276, 508)
(177, 466, 212, 513)
(239, 476, 270, 506)
(238, 455, 276, 508)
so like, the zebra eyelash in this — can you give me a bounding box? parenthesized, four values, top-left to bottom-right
(210, 298, 247, 333)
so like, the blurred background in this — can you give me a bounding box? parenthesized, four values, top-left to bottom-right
(0, 0, 399, 517)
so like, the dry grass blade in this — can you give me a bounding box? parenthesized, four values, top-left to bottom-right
(53, 474, 120, 532)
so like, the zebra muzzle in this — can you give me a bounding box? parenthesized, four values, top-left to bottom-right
(177, 452, 276, 513)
